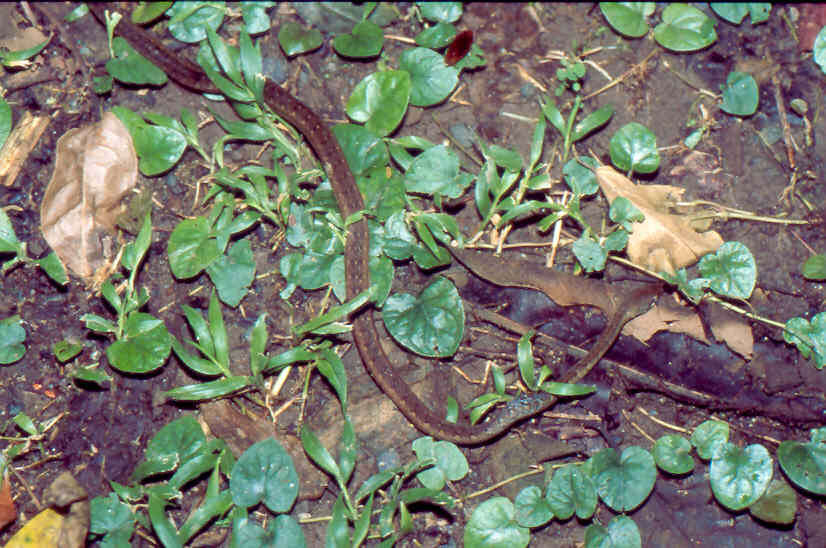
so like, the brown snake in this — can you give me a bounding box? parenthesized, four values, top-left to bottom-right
(89, 5, 662, 445)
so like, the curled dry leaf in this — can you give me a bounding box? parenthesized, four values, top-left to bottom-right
(40, 112, 137, 279)
(596, 166, 723, 275)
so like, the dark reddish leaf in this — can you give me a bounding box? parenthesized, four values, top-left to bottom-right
(445, 30, 473, 66)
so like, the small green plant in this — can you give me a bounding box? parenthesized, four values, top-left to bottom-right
(1, 412, 63, 480)
(555, 56, 586, 96)
(462, 419, 811, 546)
(87, 415, 465, 546)
(80, 212, 173, 375)
(542, 94, 613, 163)
(0, 208, 67, 285)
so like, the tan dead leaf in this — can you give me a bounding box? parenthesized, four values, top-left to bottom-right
(0, 25, 48, 55)
(0, 472, 16, 530)
(705, 302, 754, 360)
(623, 298, 709, 345)
(40, 112, 137, 279)
(43, 472, 89, 548)
(596, 166, 723, 275)
(623, 296, 753, 361)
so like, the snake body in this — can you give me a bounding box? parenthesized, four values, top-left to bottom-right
(89, 5, 660, 444)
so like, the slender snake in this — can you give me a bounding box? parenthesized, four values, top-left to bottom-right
(89, 5, 661, 444)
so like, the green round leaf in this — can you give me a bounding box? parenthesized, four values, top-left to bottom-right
(600, 2, 655, 38)
(653, 4, 717, 52)
(777, 436, 826, 495)
(206, 239, 256, 307)
(464, 497, 529, 548)
(748, 479, 797, 525)
(746, 4, 771, 24)
(132, 125, 187, 176)
(563, 156, 599, 196)
(231, 438, 299, 513)
(280, 251, 339, 292)
(241, 2, 275, 34)
(166, 2, 224, 43)
(802, 254, 826, 281)
(546, 463, 597, 520)
(609, 196, 645, 232)
(399, 48, 459, 107)
(106, 313, 172, 374)
(710, 3, 748, 24)
(168, 218, 222, 279)
(572, 233, 606, 273)
(404, 144, 472, 199)
(653, 434, 694, 474)
(414, 22, 457, 48)
(419, 2, 463, 24)
(333, 20, 383, 58)
(233, 515, 306, 548)
(711, 3, 771, 25)
(514, 485, 553, 528)
(720, 71, 758, 116)
(589, 446, 657, 512)
(284, 202, 340, 254)
(332, 124, 388, 175)
(278, 21, 322, 56)
(815, 27, 826, 75)
(89, 493, 134, 536)
(0, 315, 25, 364)
(357, 167, 407, 223)
(709, 442, 773, 510)
(784, 313, 826, 369)
(691, 419, 729, 460)
(697, 241, 756, 299)
(346, 70, 411, 136)
(106, 37, 168, 86)
(609, 122, 660, 174)
(132, 416, 205, 481)
(412, 437, 469, 490)
(383, 277, 464, 357)
(584, 515, 641, 548)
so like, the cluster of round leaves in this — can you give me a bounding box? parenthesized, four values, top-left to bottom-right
(601, 3, 770, 51)
(464, 419, 824, 548)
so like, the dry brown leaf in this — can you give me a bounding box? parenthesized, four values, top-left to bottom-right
(0, 472, 16, 530)
(596, 166, 723, 275)
(624, 300, 710, 345)
(42, 472, 89, 548)
(623, 296, 753, 361)
(40, 112, 137, 279)
(705, 302, 754, 360)
(0, 25, 48, 54)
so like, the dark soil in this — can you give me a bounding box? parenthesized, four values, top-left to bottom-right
(2, 3, 825, 547)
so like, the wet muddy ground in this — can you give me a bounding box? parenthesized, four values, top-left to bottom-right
(1, 3, 825, 546)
